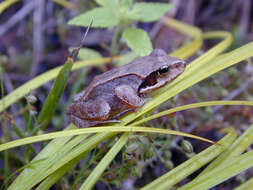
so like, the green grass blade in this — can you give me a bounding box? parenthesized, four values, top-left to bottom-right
(8, 134, 88, 190)
(195, 124, 253, 178)
(8, 125, 76, 190)
(132, 100, 253, 125)
(35, 152, 85, 190)
(140, 129, 237, 190)
(80, 132, 130, 190)
(36, 57, 73, 131)
(178, 150, 253, 190)
(0, 126, 217, 152)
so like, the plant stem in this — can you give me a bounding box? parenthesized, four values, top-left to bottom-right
(110, 26, 122, 55)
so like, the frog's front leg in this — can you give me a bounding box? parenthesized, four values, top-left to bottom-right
(115, 85, 146, 108)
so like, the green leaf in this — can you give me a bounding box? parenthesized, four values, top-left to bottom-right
(131, 2, 172, 22)
(77, 48, 102, 60)
(68, 7, 119, 28)
(122, 28, 152, 56)
(95, 0, 119, 17)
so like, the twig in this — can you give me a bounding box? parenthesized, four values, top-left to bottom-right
(70, 19, 93, 60)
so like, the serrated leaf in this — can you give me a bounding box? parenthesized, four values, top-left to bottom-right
(77, 48, 102, 60)
(132, 2, 172, 22)
(68, 7, 119, 28)
(122, 28, 152, 56)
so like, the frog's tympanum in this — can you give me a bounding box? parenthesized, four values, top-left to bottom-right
(66, 49, 186, 127)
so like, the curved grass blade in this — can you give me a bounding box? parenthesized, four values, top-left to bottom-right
(0, 126, 216, 152)
(132, 100, 253, 125)
(140, 129, 237, 190)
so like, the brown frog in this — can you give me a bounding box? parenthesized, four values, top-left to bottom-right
(66, 49, 186, 127)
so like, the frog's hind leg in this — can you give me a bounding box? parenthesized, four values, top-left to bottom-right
(67, 99, 112, 121)
(68, 114, 120, 128)
(84, 99, 112, 120)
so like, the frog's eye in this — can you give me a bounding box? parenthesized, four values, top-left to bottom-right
(158, 65, 170, 76)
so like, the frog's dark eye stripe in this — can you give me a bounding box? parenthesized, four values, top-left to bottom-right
(158, 65, 170, 76)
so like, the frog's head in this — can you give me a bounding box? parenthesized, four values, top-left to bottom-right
(139, 49, 186, 94)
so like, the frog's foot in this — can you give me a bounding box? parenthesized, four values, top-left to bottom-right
(115, 85, 145, 108)
(68, 115, 120, 128)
